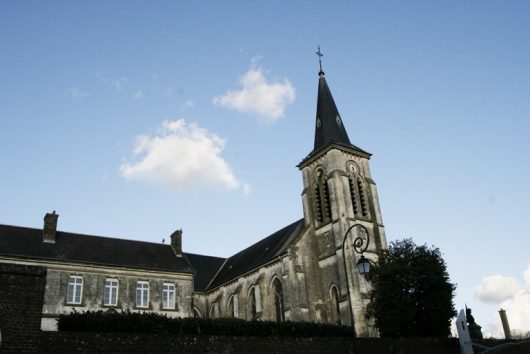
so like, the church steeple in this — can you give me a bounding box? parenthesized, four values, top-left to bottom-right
(314, 72, 352, 150)
(297, 53, 387, 335)
(298, 48, 369, 169)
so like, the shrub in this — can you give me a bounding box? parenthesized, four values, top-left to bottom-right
(57, 310, 352, 337)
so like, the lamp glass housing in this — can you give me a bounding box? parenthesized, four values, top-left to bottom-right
(356, 255, 371, 275)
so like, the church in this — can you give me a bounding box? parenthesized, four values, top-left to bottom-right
(0, 64, 387, 337)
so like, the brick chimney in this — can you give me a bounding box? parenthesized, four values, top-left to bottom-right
(170, 229, 182, 254)
(43, 211, 58, 243)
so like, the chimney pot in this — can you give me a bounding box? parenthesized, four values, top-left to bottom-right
(43, 211, 59, 243)
(170, 229, 183, 254)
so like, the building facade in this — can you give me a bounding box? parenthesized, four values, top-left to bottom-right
(0, 214, 194, 330)
(0, 67, 387, 336)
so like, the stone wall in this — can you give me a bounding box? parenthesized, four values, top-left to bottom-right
(35, 334, 530, 354)
(39, 333, 355, 353)
(41, 265, 194, 330)
(0, 263, 47, 353)
(299, 147, 388, 336)
(195, 259, 292, 322)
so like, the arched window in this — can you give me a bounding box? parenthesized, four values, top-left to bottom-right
(248, 285, 262, 320)
(330, 286, 341, 325)
(357, 177, 368, 217)
(249, 287, 257, 320)
(348, 177, 359, 215)
(228, 296, 234, 318)
(193, 307, 202, 318)
(314, 183, 323, 222)
(209, 302, 219, 319)
(272, 278, 285, 323)
(228, 294, 239, 318)
(314, 169, 332, 224)
(347, 161, 371, 220)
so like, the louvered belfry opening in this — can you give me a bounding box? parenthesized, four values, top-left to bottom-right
(314, 168, 332, 226)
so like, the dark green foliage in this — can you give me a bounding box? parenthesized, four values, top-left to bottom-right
(57, 310, 352, 337)
(367, 238, 456, 337)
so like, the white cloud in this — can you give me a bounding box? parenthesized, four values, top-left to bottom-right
(120, 119, 241, 192)
(475, 275, 521, 303)
(96, 73, 129, 90)
(184, 100, 195, 108)
(243, 183, 252, 196)
(476, 264, 530, 337)
(69, 87, 89, 100)
(497, 289, 530, 336)
(524, 265, 530, 293)
(133, 90, 144, 100)
(213, 63, 295, 122)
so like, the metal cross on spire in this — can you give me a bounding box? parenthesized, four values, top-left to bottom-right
(316, 45, 324, 75)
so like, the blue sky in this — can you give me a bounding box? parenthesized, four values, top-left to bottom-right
(1, 1, 529, 336)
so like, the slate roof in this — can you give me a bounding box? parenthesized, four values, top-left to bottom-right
(205, 218, 306, 290)
(0, 219, 307, 291)
(300, 72, 370, 167)
(184, 252, 226, 292)
(0, 224, 194, 273)
(314, 73, 352, 150)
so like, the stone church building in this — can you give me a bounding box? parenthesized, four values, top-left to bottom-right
(0, 67, 387, 336)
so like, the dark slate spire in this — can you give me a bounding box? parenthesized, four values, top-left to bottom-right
(314, 70, 352, 150)
(298, 48, 370, 168)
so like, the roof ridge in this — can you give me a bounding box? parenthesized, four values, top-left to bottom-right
(183, 252, 226, 261)
(0, 223, 168, 247)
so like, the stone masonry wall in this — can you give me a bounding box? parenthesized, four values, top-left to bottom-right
(0, 263, 47, 353)
(42, 268, 193, 320)
(42, 335, 529, 354)
(36, 332, 466, 354)
(39, 333, 354, 353)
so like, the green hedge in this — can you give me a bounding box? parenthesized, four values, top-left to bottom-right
(57, 311, 352, 337)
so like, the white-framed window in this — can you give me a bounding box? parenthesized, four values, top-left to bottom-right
(162, 282, 175, 310)
(136, 281, 149, 308)
(67, 275, 83, 304)
(104, 278, 119, 306)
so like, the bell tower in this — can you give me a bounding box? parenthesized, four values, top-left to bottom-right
(297, 54, 387, 336)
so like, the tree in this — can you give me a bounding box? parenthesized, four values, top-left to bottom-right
(367, 238, 456, 337)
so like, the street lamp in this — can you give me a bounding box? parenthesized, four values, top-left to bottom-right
(356, 255, 371, 275)
(341, 223, 371, 353)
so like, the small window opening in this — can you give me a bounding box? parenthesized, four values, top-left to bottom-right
(193, 307, 201, 318)
(331, 286, 341, 325)
(210, 302, 219, 319)
(272, 278, 285, 323)
(322, 180, 332, 220)
(249, 287, 257, 320)
(314, 184, 324, 223)
(357, 178, 368, 217)
(349, 177, 359, 215)
(314, 169, 332, 224)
